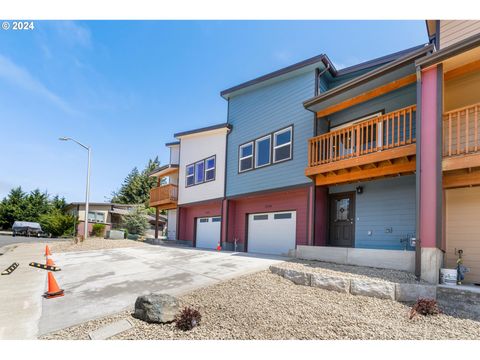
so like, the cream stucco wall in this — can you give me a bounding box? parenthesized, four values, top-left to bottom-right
(177, 129, 227, 205)
(440, 20, 480, 49)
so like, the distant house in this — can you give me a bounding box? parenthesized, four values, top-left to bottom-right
(65, 202, 166, 237)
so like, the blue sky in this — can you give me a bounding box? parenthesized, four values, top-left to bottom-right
(0, 20, 427, 202)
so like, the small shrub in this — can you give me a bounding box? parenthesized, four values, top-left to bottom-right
(122, 208, 149, 235)
(175, 307, 202, 331)
(409, 298, 441, 319)
(91, 223, 106, 237)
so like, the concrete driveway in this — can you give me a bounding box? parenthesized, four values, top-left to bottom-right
(35, 245, 284, 337)
(0, 234, 69, 247)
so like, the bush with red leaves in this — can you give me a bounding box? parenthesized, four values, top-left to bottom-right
(175, 307, 202, 331)
(409, 298, 441, 319)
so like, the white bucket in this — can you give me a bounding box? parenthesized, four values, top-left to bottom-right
(440, 268, 457, 285)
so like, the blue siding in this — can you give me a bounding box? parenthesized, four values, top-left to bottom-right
(329, 175, 416, 251)
(226, 71, 315, 197)
(328, 84, 416, 128)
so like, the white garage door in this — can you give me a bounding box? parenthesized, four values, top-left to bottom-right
(446, 188, 480, 284)
(196, 216, 221, 250)
(247, 211, 296, 256)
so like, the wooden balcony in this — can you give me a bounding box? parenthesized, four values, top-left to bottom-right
(306, 105, 417, 186)
(149, 184, 178, 209)
(442, 102, 480, 188)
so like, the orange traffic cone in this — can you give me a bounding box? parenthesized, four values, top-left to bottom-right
(46, 258, 55, 267)
(44, 272, 64, 299)
(45, 245, 52, 257)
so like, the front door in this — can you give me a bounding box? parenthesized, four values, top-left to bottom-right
(329, 192, 355, 247)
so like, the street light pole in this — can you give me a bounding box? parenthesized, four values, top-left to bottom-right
(59, 137, 91, 240)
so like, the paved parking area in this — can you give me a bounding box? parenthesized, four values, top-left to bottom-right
(0, 234, 69, 247)
(38, 245, 285, 336)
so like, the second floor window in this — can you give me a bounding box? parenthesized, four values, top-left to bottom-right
(186, 155, 216, 187)
(238, 125, 293, 173)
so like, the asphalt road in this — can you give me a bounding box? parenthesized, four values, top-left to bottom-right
(0, 234, 69, 249)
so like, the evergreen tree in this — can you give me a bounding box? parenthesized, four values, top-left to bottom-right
(111, 157, 161, 206)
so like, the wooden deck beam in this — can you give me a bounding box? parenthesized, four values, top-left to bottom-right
(316, 74, 416, 117)
(305, 144, 416, 177)
(315, 160, 416, 186)
(443, 168, 480, 189)
(443, 152, 480, 171)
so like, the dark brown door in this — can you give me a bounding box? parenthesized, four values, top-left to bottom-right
(329, 192, 355, 247)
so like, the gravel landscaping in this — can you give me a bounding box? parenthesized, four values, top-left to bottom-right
(40, 270, 480, 340)
(50, 238, 147, 253)
(277, 259, 427, 284)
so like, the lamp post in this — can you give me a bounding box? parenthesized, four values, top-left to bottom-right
(59, 137, 91, 240)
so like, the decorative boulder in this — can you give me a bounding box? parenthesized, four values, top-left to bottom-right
(134, 294, 179, 323)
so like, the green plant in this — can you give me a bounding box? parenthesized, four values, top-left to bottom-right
(409, 298, 441, 319)
(175, 307, 202, 331)
(39, 211, 76, 237)
(91, 223, 106, 237)
(122, 208, 149, 235)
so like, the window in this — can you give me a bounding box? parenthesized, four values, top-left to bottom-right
(273, 127, 292, 163)
(212, 217, 221, 222)
(274, 213, 292, 220)
(185, 155, 216, 187)
(239, 142, 253, 172)
(195, 161, 204, 184)
(186, 164, 194, 187)
(199, 218, 209, 223)
(205, 156, 216, 182)
(88, 211, 105, 223)
(255, 135, 271, 168)
(238, 126, 293, 173)
(253, 214, 268, 220)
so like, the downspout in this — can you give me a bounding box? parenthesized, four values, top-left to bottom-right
(415, 65, 422, 280)
(310, 63, 330, 246)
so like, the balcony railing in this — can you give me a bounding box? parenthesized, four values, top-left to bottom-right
(149, 184, 178, 207)
(443, 102, 480, 158)
(308, 105, 416, 168)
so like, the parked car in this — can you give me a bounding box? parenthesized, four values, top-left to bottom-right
(12, 221, 44, 237)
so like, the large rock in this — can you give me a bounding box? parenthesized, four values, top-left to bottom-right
(269, 265, 286, 277)
(134, 294, 179, 323)
(395, 283, 437, 302)
(283, 269, 311, 286)
(311, 274, 350, 293)
(350, 279, 395, 300)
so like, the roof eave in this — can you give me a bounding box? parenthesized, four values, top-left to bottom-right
(303, 44, 434, 110)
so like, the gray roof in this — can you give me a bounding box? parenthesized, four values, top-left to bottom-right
(165, 141, 180, 147)
(416, 33, 480, 68)
(174, 123, 232, 138)
(148, 163, 179, 177)
(303, 44, 433, 111)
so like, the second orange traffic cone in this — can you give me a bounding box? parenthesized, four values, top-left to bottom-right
(44, 272, 64, 299)
(44, 245, 52, 257)
(46, 258, 55, 267)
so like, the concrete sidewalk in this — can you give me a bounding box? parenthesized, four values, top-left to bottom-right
(0, 243, 48, 339)
(39, 246, 285, 336)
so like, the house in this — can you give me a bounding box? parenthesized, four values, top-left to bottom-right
(66, 202, 163, 237)
(416, 21, 480, 284)
(148, 21, 480, 285)
(149, 124, 231, 247)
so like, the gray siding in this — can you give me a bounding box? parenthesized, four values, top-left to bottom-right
(226, 71, 315, 197)
(328, 83, 416, 128)
(440, 20, 480, 49)
(329, 175, 416, 251)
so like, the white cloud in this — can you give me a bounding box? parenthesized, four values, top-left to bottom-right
(0, 54, 75, 114)
(53, 21, 92, 48)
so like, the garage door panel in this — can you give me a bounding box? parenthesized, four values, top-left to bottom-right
(248, 211, 296, 256)
(446, 187, 480, 284)
(196, 217, 221, 250)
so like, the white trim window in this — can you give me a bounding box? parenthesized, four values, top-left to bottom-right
(195, 161, 205, 184)
(205, 156, 216, 182)
(255, 135, 271, 168)
(186, 164, 195, 187)
(273, 127, 292, 163)
(239, 142, 254, 172)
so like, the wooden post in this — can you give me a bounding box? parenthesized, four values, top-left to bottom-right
(154, 207, 159, 239)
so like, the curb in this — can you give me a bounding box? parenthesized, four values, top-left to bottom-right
(269, 265, 436, 302)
